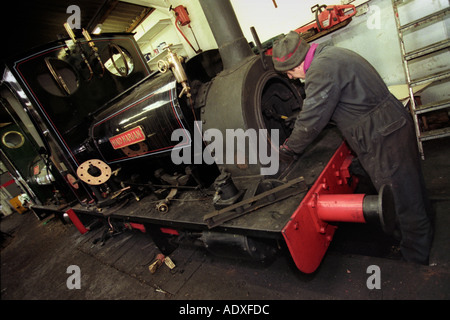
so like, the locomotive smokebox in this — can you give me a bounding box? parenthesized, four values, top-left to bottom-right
(199, 0, 303, 177)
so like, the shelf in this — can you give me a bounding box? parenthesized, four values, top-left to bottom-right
(419, 127, 450, 141)
(415, 98, 450, 115)
(136, 18, 171, 45)
(388, 83, 429, 101)
(393, 0, 415, 6)
(410, 69, 450, 87)
(399, 7, 449, 32)
(146, 44, 185, 68)
(393, 1, 450, 157)
(405, 39, 450, 61)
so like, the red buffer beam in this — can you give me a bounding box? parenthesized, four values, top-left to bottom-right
(282, 142, 396, 274)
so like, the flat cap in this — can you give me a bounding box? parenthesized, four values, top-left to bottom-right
(272, 31, 310, 72)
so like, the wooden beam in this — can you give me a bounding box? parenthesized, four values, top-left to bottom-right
(126, 8, 154, 33)
(86, 0, 120, 33)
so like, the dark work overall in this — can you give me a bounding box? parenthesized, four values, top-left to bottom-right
(286, 44, 433, 264)
(340, 94, 433, 264)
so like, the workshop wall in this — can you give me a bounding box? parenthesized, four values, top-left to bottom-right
(134, 0, 217, 59)
(166, 0, 218, 54)
(229, 0, 449, 103)
(230, 0, 367, 46)
(133, 0, 448, 103)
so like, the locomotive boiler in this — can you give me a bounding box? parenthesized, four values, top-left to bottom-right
(0, 0, 395, 273)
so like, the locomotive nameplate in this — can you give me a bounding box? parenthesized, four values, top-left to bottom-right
(109, 126, 146, 149)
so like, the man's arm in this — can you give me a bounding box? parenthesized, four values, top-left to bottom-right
(285, 70, 340, 154)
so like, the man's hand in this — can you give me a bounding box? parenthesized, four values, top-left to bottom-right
(279, 139, 301, 161)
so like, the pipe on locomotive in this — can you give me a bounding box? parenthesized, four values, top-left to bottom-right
(199, 0, 254, 70)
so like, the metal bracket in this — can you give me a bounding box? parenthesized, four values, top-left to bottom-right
(203, 176, 307, 228)
(194, 80, 213, 109)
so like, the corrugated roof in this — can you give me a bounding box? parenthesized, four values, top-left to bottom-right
(100, 1, 153, 33)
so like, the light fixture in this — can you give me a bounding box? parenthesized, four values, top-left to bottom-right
(93, 24, 102, 35)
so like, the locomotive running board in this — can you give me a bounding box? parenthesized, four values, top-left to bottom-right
(203, 176, 308, 228)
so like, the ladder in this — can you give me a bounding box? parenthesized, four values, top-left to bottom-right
(392, 0, 450, 159)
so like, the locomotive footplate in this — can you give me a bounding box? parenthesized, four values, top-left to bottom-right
(66, 127, 390, 273)
(69, 127, 344, 240)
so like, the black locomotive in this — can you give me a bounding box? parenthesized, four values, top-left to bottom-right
(0, 0, 394, 273)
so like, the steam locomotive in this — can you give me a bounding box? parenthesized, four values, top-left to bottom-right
(0, 0, 394, 273)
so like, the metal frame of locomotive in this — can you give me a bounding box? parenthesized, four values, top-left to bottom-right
(0, 0, 395, 274)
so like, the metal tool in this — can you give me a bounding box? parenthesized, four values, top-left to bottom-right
(250, 26, 268, 70)
(203, 176, 307, 228)
(156, 188, 178, 212)
(64, 22, 94, 81)
(82, 28, 106, 77)
(296, 4, 356, 39)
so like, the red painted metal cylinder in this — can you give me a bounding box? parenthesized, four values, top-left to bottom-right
(315, 194, 366, 223)
(173, 5, 190, 26)
(66, 208, 88, 234)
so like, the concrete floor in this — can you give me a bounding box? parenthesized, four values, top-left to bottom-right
(1, 137, 449, 306)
